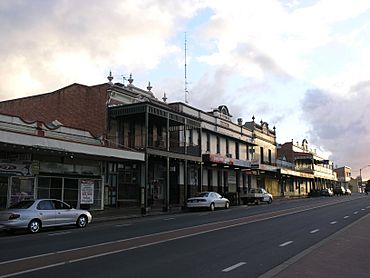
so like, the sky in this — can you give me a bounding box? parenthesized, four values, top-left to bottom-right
(1, 0, 370, 178)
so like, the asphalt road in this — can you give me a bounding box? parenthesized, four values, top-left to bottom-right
(1, 194, 369, 278)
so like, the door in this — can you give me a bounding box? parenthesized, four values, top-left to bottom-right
(36, 200, 56, 227)
(53, 200, 76, 225)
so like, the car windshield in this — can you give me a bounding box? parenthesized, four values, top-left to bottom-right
(9, 200, 35, 209)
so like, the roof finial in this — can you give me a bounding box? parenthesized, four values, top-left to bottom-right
(162, 92, 167, 103)
(128, 73, 134, 85)
(107, 71, 114, 85)
(147, 81, 152, 92)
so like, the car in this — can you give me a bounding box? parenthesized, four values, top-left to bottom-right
(333, 186, 345, 196)
(186, 192, 230, 211)
(320, 188, 333, 197)
(0, 199, 92, 233)
(345, 188, 352, 195)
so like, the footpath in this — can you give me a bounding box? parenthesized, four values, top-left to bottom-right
(92, 199, 370, 278)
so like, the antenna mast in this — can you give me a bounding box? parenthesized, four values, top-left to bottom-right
(184, 32, 189, 104)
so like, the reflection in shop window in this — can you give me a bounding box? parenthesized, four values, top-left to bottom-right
(10, 177, 34, 205)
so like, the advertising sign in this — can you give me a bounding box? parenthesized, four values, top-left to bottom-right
(80, 180, 94, 204)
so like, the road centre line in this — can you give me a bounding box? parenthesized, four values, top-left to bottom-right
(279, 241, 293, 247)
(0, 201, 349, 277)
(222, 262, 246, 272)
(310, 229, 319, 234)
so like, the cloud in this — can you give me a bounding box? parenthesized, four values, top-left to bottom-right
(0, 0, 203, 100)
(302, 81, 370, 175)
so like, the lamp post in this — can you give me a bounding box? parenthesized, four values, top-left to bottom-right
(359, 165, 370, 192)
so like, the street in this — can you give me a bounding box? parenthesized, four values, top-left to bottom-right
(1, 194, 370, 278)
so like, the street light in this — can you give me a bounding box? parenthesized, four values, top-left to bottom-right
(359, 165, 370, 192)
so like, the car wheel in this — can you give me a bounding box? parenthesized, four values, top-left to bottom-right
(210, 203, 215, 211)
(225, 201, 230, 209)
(28, 219, 41, 233)
(76, 215, 88, 228)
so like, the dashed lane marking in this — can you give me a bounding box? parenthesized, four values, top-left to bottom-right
(115, 224, 132, 227)
(222, 262, 246, 272)
(48, 231, 72, 236)
(279, 241, 293, 247)
(163, 218, 176, 221)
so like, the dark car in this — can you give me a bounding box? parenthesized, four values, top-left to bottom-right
(333, 186, 345, 196)
(320, 188, 333, 197)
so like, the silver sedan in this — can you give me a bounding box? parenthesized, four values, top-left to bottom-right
(186, 192, 230, 211)
(0, 199, 92, 233)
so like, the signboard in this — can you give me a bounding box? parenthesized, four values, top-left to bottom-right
(0, 161, 33, 176)
(80, 180, 94, 204)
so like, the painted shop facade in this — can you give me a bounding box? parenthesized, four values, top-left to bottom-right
(0, 74, 340, 211)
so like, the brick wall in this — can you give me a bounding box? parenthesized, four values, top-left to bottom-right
(0, 83, 110, 137)
(277, 142, 294, 162)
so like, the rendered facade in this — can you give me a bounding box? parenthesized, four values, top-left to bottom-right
(0, 73, 341, 212)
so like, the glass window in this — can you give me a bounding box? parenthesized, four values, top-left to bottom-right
(37, 200, 54, 210)
(52, 200, 71, 209)
(9, 200, 34, 209)
(10, 177, 35, 205)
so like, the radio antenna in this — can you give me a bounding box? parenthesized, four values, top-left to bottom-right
(184, 32, 189, 104)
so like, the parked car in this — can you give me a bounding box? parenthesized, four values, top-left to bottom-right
(345, 188, 352, 195)
(186, 192, 230, 211)
(240, 188, 273, 205)
(320, 188, 333, 197)
(333, 186, 345, 196)
(0, 199, 92, 233)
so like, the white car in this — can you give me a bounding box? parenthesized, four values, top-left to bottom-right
(186, 192, 230, 211)
(0, 199, 92, 233)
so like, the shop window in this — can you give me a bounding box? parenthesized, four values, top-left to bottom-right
(38, 177, 62, 200)
(10, 177, 34, 205)
(64, 178, 79, 208)
(0, 177, 8, 208)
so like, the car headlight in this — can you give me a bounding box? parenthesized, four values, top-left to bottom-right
(9, 214, 20, 220)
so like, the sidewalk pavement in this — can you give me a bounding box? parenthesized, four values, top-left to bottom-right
(91, 205, 184, 223)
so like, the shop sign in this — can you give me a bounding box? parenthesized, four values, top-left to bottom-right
(204, 154, 234, 165)
(0, 161, 33, 176)
(80, 180, 94, 204)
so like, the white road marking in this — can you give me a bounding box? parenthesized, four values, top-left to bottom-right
(330, 221, 337, 225)
(354, 211, 358, 214)
(115, 224, 132, 227)
(222, 262, 246, 272)
(48, 231, 72, 236)
(279, 241, 293, 247)
(310, 229, 319, 234)
(344, 216, 349, 219)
